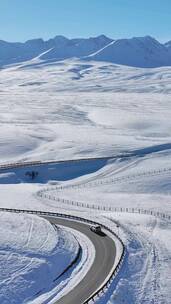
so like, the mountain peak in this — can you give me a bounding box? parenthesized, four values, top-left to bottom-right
(25, 38, 44, 46)
(95, 34, 112, 41)
(53, 35, 69, 42)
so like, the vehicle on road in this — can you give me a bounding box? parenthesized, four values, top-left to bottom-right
(90, 225, 102, 234)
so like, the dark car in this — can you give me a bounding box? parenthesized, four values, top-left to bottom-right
(90, 225, 102, 234)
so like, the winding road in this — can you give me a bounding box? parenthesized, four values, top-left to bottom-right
(44, 216, 116, 304)
(0, 146, 170, 302)
(0, 157, 119, 303)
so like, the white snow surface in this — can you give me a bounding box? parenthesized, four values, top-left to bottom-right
(96, 213, 171, 304)
(0, 212, 80, 304)
(0, 57, 171, 304)
(0, 59, 171, 164)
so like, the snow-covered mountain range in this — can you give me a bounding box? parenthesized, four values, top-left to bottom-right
(0, 35, 171, 68)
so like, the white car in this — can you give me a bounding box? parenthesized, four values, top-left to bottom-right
(90, 225, 102, 234)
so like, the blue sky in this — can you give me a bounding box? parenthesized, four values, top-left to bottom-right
(0, 0, 170, 42)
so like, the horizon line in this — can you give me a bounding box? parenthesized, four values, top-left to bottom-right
(0, 34, 170, 44)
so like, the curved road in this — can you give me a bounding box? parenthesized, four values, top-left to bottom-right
(0, 156, 117, 303)
(45, 216, 116, 304)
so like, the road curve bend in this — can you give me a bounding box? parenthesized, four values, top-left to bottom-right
(45, 216, 116, 304)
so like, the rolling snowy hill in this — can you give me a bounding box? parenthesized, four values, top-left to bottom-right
(0, 35, 171, 68)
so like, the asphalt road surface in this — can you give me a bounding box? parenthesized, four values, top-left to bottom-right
(46, 216, 116, 304)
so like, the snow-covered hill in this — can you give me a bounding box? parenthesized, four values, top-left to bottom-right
(0, 212, 79, 304)
(0, 35, 171, 68)
(0, 57, 171, 163)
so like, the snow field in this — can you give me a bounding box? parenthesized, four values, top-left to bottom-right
(0, 56, 171, 304)
(100, 213, 171, 304)
(0, 59, 170, 164)
(41, 152, 171, 215)
(31, 153, 171, 303)
(0, 212, 80, 303)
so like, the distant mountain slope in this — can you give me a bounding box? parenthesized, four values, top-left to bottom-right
(41, 35, 113, 61)
(0, 35, 170, 68)
(0, 35, 112, 67)
(0, 39, 47, 66)
(87, 36, 171, 68)
(165, 40, 171, 48)
(165, 40, 171, 55)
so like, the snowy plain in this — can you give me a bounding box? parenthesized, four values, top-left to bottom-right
(0, 56, 171, 303)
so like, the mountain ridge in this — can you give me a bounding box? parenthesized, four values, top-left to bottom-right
(0, 35, 171, 68)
